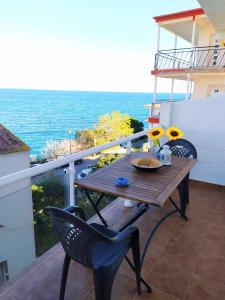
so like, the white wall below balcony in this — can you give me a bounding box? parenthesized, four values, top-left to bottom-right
(192, 75, 225, 100)
(0, 151, 36, 280)
(160, 96, 225, 185)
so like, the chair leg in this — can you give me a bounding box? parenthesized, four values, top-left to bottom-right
(93, 263, 121, 300)
(131, 231, 141, 294)
(60, 254, 71, 300)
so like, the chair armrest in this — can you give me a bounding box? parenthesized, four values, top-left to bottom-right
(64, 206, 86, 221)
(112, 226, 139, 243)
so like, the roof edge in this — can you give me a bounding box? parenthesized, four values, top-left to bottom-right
(153, 8, 205, 23)
(0, 124, 31, 154)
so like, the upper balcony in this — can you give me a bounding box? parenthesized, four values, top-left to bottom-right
(152, 46, 225, 77)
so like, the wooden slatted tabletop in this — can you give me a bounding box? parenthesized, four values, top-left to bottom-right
(76, 152, 196, 207)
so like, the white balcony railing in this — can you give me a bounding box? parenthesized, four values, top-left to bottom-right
(0, 130, 149, 204)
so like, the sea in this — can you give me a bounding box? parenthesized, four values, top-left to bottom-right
(0, 89, 184, 156)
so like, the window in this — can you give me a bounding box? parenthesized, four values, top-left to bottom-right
(0, 261, 9, 285)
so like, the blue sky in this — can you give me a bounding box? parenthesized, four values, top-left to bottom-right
(0, 0, 199, 92)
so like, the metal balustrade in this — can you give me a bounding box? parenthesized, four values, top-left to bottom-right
(154, 46, 225, 70)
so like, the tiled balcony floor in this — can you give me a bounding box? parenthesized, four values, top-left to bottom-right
(1, 181, 225, 300)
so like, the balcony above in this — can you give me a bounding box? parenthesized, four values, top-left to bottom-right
(152, 46, 225, 78)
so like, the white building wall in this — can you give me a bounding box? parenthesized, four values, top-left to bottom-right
(0, 151, 35, 279)
(197, 24, 215, 47)
(192, 75, 225, 99)
(160, 96, 225, 185)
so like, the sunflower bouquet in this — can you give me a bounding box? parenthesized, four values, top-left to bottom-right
(166, 127, 183, 140)
(148, 127, 165, 147)
(148, 126, 183, 147)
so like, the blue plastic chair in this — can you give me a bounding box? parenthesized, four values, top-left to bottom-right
(159, 138, 197, 205)
(45, 205, 148, 300)
(160, 138, 197, 159)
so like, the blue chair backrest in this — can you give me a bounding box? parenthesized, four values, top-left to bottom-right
(45, 207, 110, 267)
(163, 138, 197, 159)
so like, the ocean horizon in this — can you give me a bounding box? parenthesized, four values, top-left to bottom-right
(0, 89, 184, 156)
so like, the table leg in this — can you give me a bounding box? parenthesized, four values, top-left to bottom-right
(140, 208, 178, 268)
(185, 174, 190, 205)
(178, 178, 188, 221)
(168, 177, 189, 220)
(84, 190, 108, 227)
(140, 176, 190, 267)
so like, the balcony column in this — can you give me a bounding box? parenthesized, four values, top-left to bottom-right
(156, 24, 161, 53)
(190, 16, 197, 68)
(191, 16, 196, 48)
(170, 79, 174, 101)
(153, 76, 158, 103)
(150, 23, 160, 144)
(185, 16, 196, 100)
(171, 34, 177, 101)
(153, 24, 160, 104)
(185, 74, 191, 101)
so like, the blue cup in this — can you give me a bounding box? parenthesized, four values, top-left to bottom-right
(115, 177, 129, 186)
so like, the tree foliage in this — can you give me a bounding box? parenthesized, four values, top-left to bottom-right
(93, 153, 123, 170)
(130, 118, 144, 133)
(42, 139, 82, 160)
(75, 111, 135, 147)
(95, 111, 133, 144)
(41, 112, 144, 159)
(32, 180, 65, 256)
(75, 128, 97, 149)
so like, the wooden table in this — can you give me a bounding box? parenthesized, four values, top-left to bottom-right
(76, 152, 196, 266)
(76, 152, 196, 206)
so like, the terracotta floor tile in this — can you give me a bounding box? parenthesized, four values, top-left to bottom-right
(171, 228, 205, 252)
(176, 216, 210, 239)
(111, 273, 137, 300)
(160, 241, 199, 271)
(216, 199, 225, 212)
(1, 183, 224, 300)
(150, 225, 177, 245)
(140, 237, 167, 261)
(67, 261, 93, 293)
(201, 238, 225, 260)
(148, 262, 191, 299)
(134, 287, 179, 299)
(184, 274, 225, 300)
(210, 211, 225, 228)
(195, 252, 225, 284)
(64, 286, 88, 300)
(176, 218, 210, 236)
(206, 231, 225, 249)
(119, 254, 156, 281)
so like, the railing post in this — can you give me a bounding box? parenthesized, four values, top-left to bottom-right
(124, 139, 134, 207)
(126, 140, 132, 155)
(69, 161, 75, 206)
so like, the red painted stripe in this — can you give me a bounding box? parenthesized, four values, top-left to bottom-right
(151, 68, 188, 75)
(153, 8, 204, 23)
(148, 117, 160, 124)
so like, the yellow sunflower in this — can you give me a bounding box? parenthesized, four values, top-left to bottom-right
(166, 127, 183, 140)
(148, 127, 164, 141)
